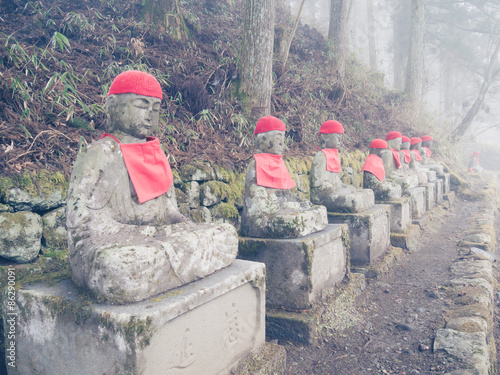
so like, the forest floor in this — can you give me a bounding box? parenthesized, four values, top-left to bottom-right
(284, 181, 499, 374)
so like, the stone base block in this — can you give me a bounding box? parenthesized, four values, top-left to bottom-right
(328, 204, 390, 266)
(390, 224, 420, 251)
(438, 173, 451, 194)
(407, 186, 426, 219)
(413, 214, 429, 229)
(444, 191, 456, 205)
(238, 224, 348, 311)
(435, 179, 444, 205)
(422, 183, 436, 210)
(350, 246, 405, 279)
(266, 309, 317, 345)
(376, 197, 411, 234)
(7, 260, 265, 375)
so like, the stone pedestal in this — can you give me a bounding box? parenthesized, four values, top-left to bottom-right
(376, 197, 412, 234)
(238, 224, 348, 311)
(6, 260, 266, 375)
(328, 204, 390, 266)
(435, 179, 444, 205)
(422, 183, 436, 210)
(407, 186, 426, 219)
(438, 173, 450, 194)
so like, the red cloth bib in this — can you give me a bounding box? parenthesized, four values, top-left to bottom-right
(100, 133, 173, 203)
(254, 153, 296, 189)
(390, 149, 401, 168)
(321, 148, 341, 173)
(362, 154, 385, 182)
(423, 147, 432, 157)
(401, 150, 411, 164)
(412, 149, 422, 161)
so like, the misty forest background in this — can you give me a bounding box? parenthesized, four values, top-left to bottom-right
(1, 0, 499, 178)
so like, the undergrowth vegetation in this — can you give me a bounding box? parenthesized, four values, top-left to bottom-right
(0, 0, 437, 177)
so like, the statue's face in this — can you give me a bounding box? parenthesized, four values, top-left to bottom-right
(422, 140, 434, 149)
(255, 130, 285, 154)
(320, 133, 343, 149)
(106, 93, 161, 138)
(410, 142, 421, 150)
(401, 142, 410, 150)
(387, 137, 402, 151)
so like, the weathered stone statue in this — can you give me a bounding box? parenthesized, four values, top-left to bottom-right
(383, 131, 419, 192)
(240, 115, 328, 238)
(66, 70, 238, 304)
(409, 137, 431, 184)
(468, 151, 484, 173)
(362, 139, 402, 201)
(400, 136, 412, 170)
(310, 120, 374, 213)
(421, 134, 445, 174)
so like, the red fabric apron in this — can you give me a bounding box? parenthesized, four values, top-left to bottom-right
(362, 154, 385, 182)
(390, 149, 401, 168)
(100, 133, 173, 203)
(412, 149, 422, 161)
(321, 148, 341, 173)
(423, 147, 432, 157)
(401, 150, 411, 164)
(254, 153, 296, 189)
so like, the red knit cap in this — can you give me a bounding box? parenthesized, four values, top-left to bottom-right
(107, 70, 162, 99)
(386, 131, 402, 141)
(319, 120, 344, 134)
(370, 139, 388, 149)
(402, 136, 410, 143)
(254, 115, 286, 134)
(421, 135, 433, 142)
(410, 137, 422, 145)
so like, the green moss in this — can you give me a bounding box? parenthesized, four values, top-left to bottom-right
(211, 202, 239, 220)
(204, 180, 230, 201)
(0, 176, 14, 202)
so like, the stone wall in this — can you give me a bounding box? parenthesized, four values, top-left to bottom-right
(0, 151, 368, 264)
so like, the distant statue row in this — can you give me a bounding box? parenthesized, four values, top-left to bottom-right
(66, 70, 445, 305)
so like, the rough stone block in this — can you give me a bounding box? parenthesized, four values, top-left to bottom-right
(41, 206, 67, 249)
(407, 186, 426, 219)
(422, 183, 436, 210)
(444, 191, 456, 205)
(0, 211, 42, 263)
(435, 179, 444, 205)
(438, 172, 451, 194)
(377, 197, 411, 234)
(238, 224, 348, 311)
(390, 224, 420, 251)
(6, 260, 265, 375)
(328, 204, 390, 266)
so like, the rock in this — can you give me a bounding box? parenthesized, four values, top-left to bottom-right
(469, 247, 496, 261)
(0, 211, 42, 263)
(395, 323, 417, 331)
(462, 233, 491, 244)
(200, 181, 229, 207)
(182, 181, 200, 208)
(418, 343, 429, 351)
(42, 207, 67, 249)
(186, 206, 212, 223)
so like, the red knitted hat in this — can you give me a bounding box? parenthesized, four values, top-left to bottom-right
(370, 139, 388, 149)
(319, 120, 344, 134)
(402, 136, 411, 143)
(421, 135, 433, 142)
(254, 116, 286, 134)
(107, 70, 162, 99)
(410, 137, 422, 145)
(386, 131, 402, 141)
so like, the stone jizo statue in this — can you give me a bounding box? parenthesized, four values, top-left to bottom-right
(66, 70, 238, 304)
(400, 136, 412, 169)
(240, 115, 328, 238)
(362, 139, 402, 201)
(421, 134, 444, 174)
(310, 120, 374, 213)
(468, 151, 484, 173)
(383, 131, 419, 192)
(409, 137, 431, 184)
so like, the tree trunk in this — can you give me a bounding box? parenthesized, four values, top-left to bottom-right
(452, 42, 500, 140)
(393, 0, 410, 90)
(404, 0, 425, 115)
(367, 0, 377, 71)
(328, 0, 352, 79)
(238, 0, 276, 124)
(142, 0, 188, 40)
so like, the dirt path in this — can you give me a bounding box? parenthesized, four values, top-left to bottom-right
(285, 195, 492, 374)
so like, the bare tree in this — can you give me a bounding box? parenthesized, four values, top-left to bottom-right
(238, 0, 276, 123)
(405, 0, 426, 115)
(142, 0, 188, 40)
(278, 0, 306, 76)
(328, 0, 352, 79)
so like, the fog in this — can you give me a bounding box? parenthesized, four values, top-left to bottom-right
(284, 0, 500, 147)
